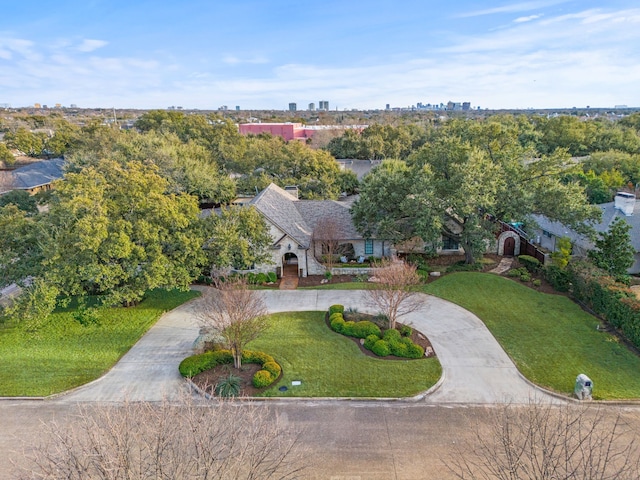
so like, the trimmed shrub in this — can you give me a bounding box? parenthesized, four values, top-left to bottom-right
(256, 272, 268, 284)
(508, 267, 526, 277)
(383, 328, 402, 342)
(399, 325, 412, 337)
(518, 255, 542, 273)
(341, 320, 356, 336)
(371, 339, 391, 357)
(363, 334, 380, 350)
(267, 271, 277, 283)
(179, 350, 234, 377)
(389, 340, 409, 357)
(252, 369, 274, 388)
(262, 361, 281, 378)
(330, 314, 346, 333)
(329, 304, 345, 316)
(406, 342, 425, 359)
(351, 320, 382, 339)
(329, 312, 344, 323)
(242, 350, 275, 365)
(533, 279, 541, 287)
(215, 374, 241, 397)
(520, 273, 531, 282)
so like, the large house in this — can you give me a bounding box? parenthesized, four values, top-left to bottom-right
(532, 192, 640, 274)
(250, 183, 389, 277)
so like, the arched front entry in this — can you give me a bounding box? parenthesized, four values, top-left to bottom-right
(497, 231, 521, 257)
(282, 252, 299, 277)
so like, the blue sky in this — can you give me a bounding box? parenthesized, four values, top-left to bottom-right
(1, 1, 639, 110)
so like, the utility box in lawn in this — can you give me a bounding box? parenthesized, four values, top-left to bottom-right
(574, 374, 593, 400)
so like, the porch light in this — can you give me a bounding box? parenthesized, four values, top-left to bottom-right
(287, 243, 292, 250)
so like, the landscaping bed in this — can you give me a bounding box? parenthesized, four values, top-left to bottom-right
(192, 363, 266, 397)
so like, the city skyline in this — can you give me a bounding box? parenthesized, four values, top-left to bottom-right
(1, 1, 639, 110)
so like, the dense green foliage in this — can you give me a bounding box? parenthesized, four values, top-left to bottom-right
(587, 217, 635, 278)
(424, 273, 640, 399)
(0, 190, 38, 215)
(0, 289, 199, 396)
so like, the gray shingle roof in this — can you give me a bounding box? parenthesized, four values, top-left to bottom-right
(250, 183, 364, 249)
(250, 183, 312, 248)
(9, 158, 65, 190)
(532, 200, 640, 252)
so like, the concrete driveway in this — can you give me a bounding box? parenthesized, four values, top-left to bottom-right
(58, 288, 552, 405)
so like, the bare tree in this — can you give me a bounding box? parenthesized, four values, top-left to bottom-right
(365, 258, 424, 330)
(16, 396, 307, 480)
(312, 216, 346, 276)
(0, 170, 15, 194)
(196, 279, 268, 368)
(448, 401, 640, 480)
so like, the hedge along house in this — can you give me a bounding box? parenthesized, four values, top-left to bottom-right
(251, 183, 389, 278)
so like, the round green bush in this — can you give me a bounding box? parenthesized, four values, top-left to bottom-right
(383, 328, 402, 342)
(399, 325, 412, 337)
(520, 273, 531, 282)
(371, 339, 391, 357)
(329, 312, 344, 323)
(533, 279, 542, 287)
(341, 320, 356, 336)
(242, 350, 274, 365)
(363, 334, 380, 350)
(406, 342, 425, 359)
(252, 369, 275, 388)
(330, 315, 346, 333)
(267, 271, 277, 283)
(256, 272, 268, 284)
(329, 304, 345, 316)
(262, 361, 281, 378)
(352, 320, 382, 339)
(389, 339, 409, 357)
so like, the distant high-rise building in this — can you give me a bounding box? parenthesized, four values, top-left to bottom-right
(34, 103, 41, 109)
(236, 106, 240, 111)
(289, 102, 297, 112)
(462, 102, 471, 111)
(386, 104, 390, 110)
(319, 100, 329, 111)
(308, 103, 315, 111)
(70, 104, 77, 108)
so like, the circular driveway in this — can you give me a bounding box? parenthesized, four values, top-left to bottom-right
(57, 288, 553, 405)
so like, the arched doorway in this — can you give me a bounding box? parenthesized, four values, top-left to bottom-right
(504, 237, 516, 256)
(282, 252, 299, 277)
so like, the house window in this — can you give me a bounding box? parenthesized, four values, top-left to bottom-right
(364, 239, 374, 255)
(543, 230, 553, 238)
(442, 236, 459, 250)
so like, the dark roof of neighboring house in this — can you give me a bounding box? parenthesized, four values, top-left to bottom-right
(249, 183, 364, 249)
(532, 199, 640, 252)
(8, 158, 65, 191)
(336, 159, 382, 179)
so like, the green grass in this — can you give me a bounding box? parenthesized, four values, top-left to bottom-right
(0, 289, 200, 397)
(248, 311, 441, 397)
(423, 273, 640, 399)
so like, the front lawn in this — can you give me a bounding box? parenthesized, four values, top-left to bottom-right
(0, 289, 200, 397)
(248, 311, 442, 397)
(424, 273, 640, 399)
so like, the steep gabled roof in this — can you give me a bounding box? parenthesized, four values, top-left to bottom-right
(295, 200, 362, 241)
(250, 183, 312, 248)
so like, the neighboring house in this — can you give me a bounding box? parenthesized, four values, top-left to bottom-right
(0, 158, 65, 195)
(532, 192, 640, 274)
(250, 183, 389, 277)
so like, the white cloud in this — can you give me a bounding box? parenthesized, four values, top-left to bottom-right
(222, 54, 269, 65)
(457, 0, 568, 18)
(514, 14, 542, 23)
(77, 39, 108, 53)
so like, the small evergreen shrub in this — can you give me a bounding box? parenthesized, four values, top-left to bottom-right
(520, 273, 531, 282)
(215, 374, 241, 397)
(351, 320, 381, 338)
(399, 325, 412, 337)
(508, 267, 527, 277)
(179, 350, 234, 377)
(383, 328, 402, 342)
(544, 264, 571, 292)
(262, 361, 281, 378)
(341, 320, 356, 336)
(242, 350, 275, 365)
(518, 255, 542, 273)
(371, 339, 391, 357)
(389, 340, 409, 357)
(329, 304, 345, 316)
(364, 334, 380, 350)
(533, 279, 541, 287)
(256, 272, 268, 284)
(267, 271, 277, 283)
(406, 342, 425, 359)
(252, 369, 274, 388)
(330, 314, 346, 333)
